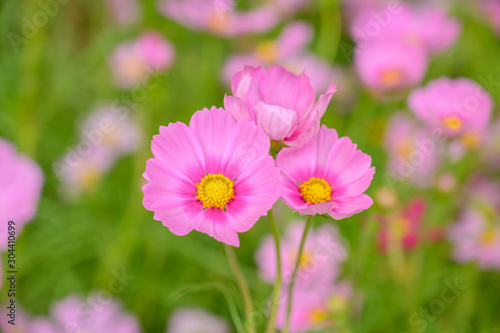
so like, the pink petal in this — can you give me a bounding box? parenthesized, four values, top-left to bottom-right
(194, 208, 240, 246)
(221, 118, 271, 180)
(223, 95, 253, 121)
(253, 102, 298, 141)
(330, 194, 373, 220)
(189, 107, 236, 174)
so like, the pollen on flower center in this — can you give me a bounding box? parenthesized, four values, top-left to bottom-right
(196, 173, 234, 210)
(255, 40, 279, 63)
(442, 115, 463, 132)
(300, 177, 332, 204)
(379, 68, 404, 87)
(481, 229, 498, 247)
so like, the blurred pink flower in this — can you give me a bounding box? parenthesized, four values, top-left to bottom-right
(226, 66, 336, 147)
(222, 21, 338, 93)
(27, 293, 143, 333)
(79, 106, 142, 158)
(142, 107, 282, 247)
(104, 0, 142, 27)
(480, 0, 500, 36)
(408, 77, 493, 137)
(377, 197, 426, 252)
(256, 221, 347, 289)
(56, 146, 114, 197)
(351, 3, 460, 54)
(384, 113, 440, 187)
(166, 308, 230, 333)
(158, 0, 278, 37)
(0, 138, 44, 251)
(355, 38, 428, 93)
(275, 281, 353, 333)
(109, 31, 175, 89)
(448, 207, 500, 270)
(276, 126, 375, 219)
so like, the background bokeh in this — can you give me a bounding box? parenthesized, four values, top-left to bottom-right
(1, 0, 500, 332)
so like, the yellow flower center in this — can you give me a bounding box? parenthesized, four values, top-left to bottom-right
(442, 115, 463, 132)
(396, 138, 413, 158)
(78, 163, 102, 189)
(391, 217, 411, 239)
(255, 40, 279, 63)
(300, 177, 332, 204)
(291, 249, 313, 268)
(379, 68, 404, 87)
(461, 132, 481, 149)
(196, 173, 234, 210)
(481, 229, 498, 247)
(308, 307, 328, 325)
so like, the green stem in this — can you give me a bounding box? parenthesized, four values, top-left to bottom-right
(283, 215, 314, 333)
(265, 209, 282, 333)
(224, 244, 255, 333)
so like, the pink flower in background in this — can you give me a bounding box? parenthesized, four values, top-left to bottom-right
(276, 126, 375, 219)
(408, 77, 493, 137)
(142, 108, 282, 247)
(448, 177, 500, 270)
(159, 0, 278, 37)
(105, 0, 142, 26)
(79, 106, 142, 158)
(275, 281, 353, 333)
(0, 138, 44, 251)
(256, 221, 347, 288)
(110, 31, 175, 88)
(166, 308, 230, 333)
(56, 147, 114, 196)
(351, 3, 460, 54)
(55, 105, 142, 197)
(384, 113, 440, 187)
(448, 208, 500, 270)
(222, 21, 338, 93)
(480, 0, 500, 36)
(355, 38, 428, 93)
(0, 310, 33, 333)
(377, 197, 426, 252)
(26, 293, 143, 333)
(226, 66, 336, 147)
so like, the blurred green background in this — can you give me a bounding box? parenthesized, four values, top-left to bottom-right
(1, 0, 500, 332)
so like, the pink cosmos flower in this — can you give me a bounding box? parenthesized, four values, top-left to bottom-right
(276, 281, 353, 333)
(0, 138, 44, 251)
(226, 66, 336, 147)
(222, 22, 338, 93)
(56, 147, 114, 197)
(166, 308, 230, 333)
(448, 207, 500, 270)
(159, 0, 278, 37)
(351, 3, 460, 54)
(276, 126, 375, 219)
(105, 0, 142, 27)
(384, 113, 440, 187)
(377, 197, 426, 252)
(110, 31, 175, 89)
(256, 221, 347, 289)
(480, 0, 500, 36)
(142, 107, 282, 247)
(355, 38, 428, 93)
(408, 77, 493, 137)
(79, 106, 142, 158)
(26, 293, 143, 333)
